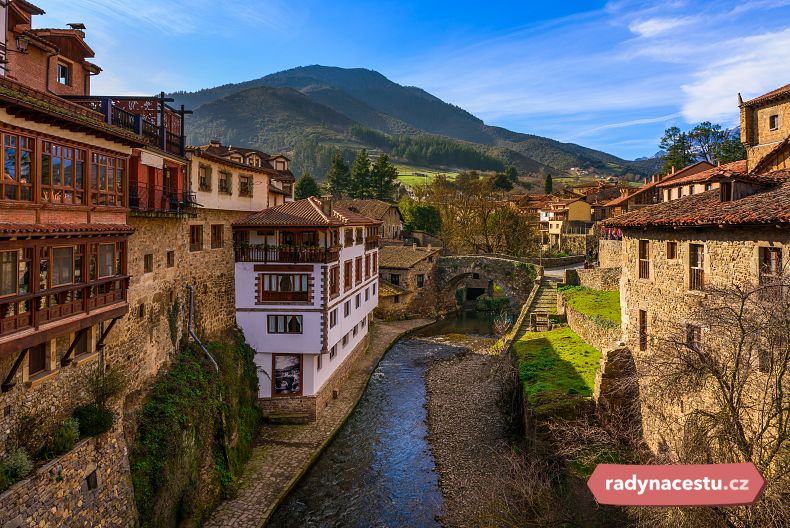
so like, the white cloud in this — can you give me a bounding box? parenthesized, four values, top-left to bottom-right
(628, 17, 694, 37)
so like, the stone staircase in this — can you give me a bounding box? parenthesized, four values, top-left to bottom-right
(516, 277, 560, 337)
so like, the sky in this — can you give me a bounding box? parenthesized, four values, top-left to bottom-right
(35, 0, 790, 160)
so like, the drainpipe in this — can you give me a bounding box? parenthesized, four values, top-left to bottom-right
(186, 284, 218, 372)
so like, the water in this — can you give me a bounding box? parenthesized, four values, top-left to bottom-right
(267, 310, 496, 528)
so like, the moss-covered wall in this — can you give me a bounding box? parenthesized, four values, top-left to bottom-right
(129, 330, 259, 527)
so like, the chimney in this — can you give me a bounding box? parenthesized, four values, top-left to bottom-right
(209, 139, 221, 147)
(672, 165, 676, 175)
(320, 194, 333, 217)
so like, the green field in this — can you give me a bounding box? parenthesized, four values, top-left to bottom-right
(395, 164, 459, 188)
(558, 286, 621, 325)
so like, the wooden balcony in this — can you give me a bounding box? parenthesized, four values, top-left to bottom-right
(259, 291, 310, 302)
(235, 245, 340, 264)
(689, 268, 704, 291)
(365, 237, 380, 251)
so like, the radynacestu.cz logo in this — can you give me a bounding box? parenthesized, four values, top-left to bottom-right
(587, 463, 766, 506)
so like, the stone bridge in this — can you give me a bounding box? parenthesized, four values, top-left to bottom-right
(437, 255, 541, 306)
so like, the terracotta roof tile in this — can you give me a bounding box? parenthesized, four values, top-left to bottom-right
(742, 83, 790, 107)
(335, 199, 401, 221)
(602, 170, 790, 228)
(0, 223, 134, 235)
(604, 161, 715, 206)
(233, 197, 381, 227)
(378, 280, 411, 297)
(656, 160, 748, 187)
(378, 245, 439, 269)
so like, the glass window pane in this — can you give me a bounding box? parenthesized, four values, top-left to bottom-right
(0, 251, 18, 296)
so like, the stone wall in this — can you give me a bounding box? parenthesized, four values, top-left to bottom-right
(258, 335, 369, 421)
(523, 255, 585, 267)
(598, 239, 622, 268)
(557, 294, 621, 353)
(575, 267, 621, 291)
(559, 234, 593, 256)
(376, 259, 439, 319)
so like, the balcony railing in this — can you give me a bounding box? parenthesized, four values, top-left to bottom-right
(129, 183, 195, 213)
(259, 291, 310, 302)
(235, 245, 340, 264)
(638, 259, 650, 279)
(0, 277, 128, 338)
(689, 268, 704, 291)
(365, 237, 380, 251)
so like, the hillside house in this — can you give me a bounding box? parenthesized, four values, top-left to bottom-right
(376, 245, 440, 319)
(336, 199, 403, 240)
(537, 197, 592, 248)
(232, 197, 381, 421)
(657, 160, 747, 201)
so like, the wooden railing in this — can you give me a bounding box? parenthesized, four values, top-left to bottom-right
(259, 291, 310, 302)
(235, 246, 340, 264)
(638, 259, 650, 279)
(0, 277, 128, 338)
(689, 268, 704, 291)
(365, 238, 380, 251)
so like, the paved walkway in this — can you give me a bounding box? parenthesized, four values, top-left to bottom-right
(203, 318, 434, 528)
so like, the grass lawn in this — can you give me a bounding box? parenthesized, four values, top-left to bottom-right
(514, 327, 601, 409)
(559, 286, 621, 325)
(395, 163, 459, 188)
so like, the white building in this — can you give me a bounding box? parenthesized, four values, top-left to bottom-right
(232, 196, 381, 421)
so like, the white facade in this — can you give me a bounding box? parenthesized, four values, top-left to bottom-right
(235, 225, 379, 401)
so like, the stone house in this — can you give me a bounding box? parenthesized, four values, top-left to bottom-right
(376, 245, 440, 319)
(232, 197, 381, 421)
(537, 197, 592, 249)
(602, 167, 790, 452)
(740, 83, 790, 173)
(336, 199, 403, 240)
(657, 160, 747, 201)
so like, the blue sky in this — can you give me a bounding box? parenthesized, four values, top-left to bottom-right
(37, 0, 790, 160)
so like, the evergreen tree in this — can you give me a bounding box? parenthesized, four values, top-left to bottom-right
(504, 165, 518, 183)
(349, 149, 371, 198)
(369, 154, 399, 201)
(659, 126, 695, 174)
(399, 198, 441, 235)
(325, 151, 351, 198)
(491, 172, 513, 191)
(544, 173, 553, 194)
(294, 171, 320, 200)
(717, 131, 747, 163)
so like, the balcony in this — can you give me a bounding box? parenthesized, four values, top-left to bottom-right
(235, 245, 340, 264)
(0, 277, 128, 355)
(259, 291, 310, 303)
(67, 94, 189, 157)
(365, 237, 380, 251)
(129, 183, 195, 213)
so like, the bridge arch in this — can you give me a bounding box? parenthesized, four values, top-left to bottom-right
(436, 256, 539, 308)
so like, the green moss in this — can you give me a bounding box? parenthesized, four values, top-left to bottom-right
(129, 330, 260, 527)
(514, 327, 601, 414)
(558, 286, 621, 325)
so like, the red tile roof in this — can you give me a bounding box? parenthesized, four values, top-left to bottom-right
(656, 160, 748, 187)
(603, 161, 715, 207)
(742, 83, 790, 107)
(0, 223, 134, 235)
(233, 197, 381, 227)
(335, 199, 401, 221)
(602, 170, 790, 228)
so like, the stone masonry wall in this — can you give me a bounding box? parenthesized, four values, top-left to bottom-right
(0, 208, 243, 526)
(619, 226, 790, 452)
(598, 239, 622, 268)
(577, 267, 621, 291)
(376, 259, 439, 319)
(557, 294, 621, 353)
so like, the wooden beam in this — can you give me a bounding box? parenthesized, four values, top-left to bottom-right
(2, 348, 29, 392)
(95, 316, 119, 352)
(60, 327, 87, 367)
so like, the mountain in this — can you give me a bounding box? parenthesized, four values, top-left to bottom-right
(172, 65, 656, 178)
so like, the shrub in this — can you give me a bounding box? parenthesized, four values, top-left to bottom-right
(73, 404, 114, 437)
(0, 447, 33, 492)
(84, 365, 126, 408)
(46, 418, 80, 457)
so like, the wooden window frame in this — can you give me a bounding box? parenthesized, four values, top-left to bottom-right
(56, 61, 71, 86)
(0, 250, 19, 298)
(638, 240, 650, 279)
(1, 132, 34, 202)
(211, 224, 224, 249)
(329, 266, 340, 298)
(267, 314, 303, 334)
(166, 250, 175, 268)
(666, 241, 678, 260)
(143, 254, 154, 274)
(759, 247, 782, 284)
(416, 274, 425, 288)
(189, 225, 203, 252)
(769, 114, 780, 131)
(40, 142, 86, 205)
(198, 164, 212, 192)
(218, 171, 232, 195)
(355, 256, 362, 284)
(239, 175, 253, 197)
(259, 273, 310, 302)
(344, 260, 352, 291)
(689, 244, 705, 291)
(90, 152, 126, 207)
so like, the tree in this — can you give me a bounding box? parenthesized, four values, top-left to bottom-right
(349, 149, 371, 198)
(688, 121, 726, 163)
(491, 172, 514, 192)
(399, 198, 441, 235)
(325, 151, 351, 198)
(504, 165, 519, 184)
(369, 154, 399, 201)
(659, 126, 695, 174)
(294, 171, 321, 200)
(718, 130, 747, 163)
(544, 173, 553, 194)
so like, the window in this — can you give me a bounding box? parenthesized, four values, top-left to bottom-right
(666, 241, 678, 260)
(355, 293, 361, 309)
(769, 114, 780, 131)
(259, 273, 309, 301)
(218, 171, 231, 194)
(74, 330, 90, 357)
(273, 354, 301, 395)
(416, 274, 425, 288)
(267, 314, 303, 334)
(373, 253, 378, 273)
(390, 273, 400, 286)
(705, 183, 713, 191)
(0, 251, 18, 296)
(355, 257, 362, 284)
(373, 283, 377, 295)
(52, 247, 74, 286)
(330, 308, 338, 328)
(239, 175, 253, 196)
(97, 244, 115, 278)
(720, 182, 733, 202)
(361, 317, 366, 328)
(143, 254, 153, 273)
(85, 470, 98, 491)
(759, 247, 782, 283)
(686, 324, 702, 352)
(344, 229, 354, 246)
(330, 345, 337, 359)
(353, 324, 358, 337)
(393, 295, 400, 304)
(198, 165, 212, 191)
(344, 260, 353, 291)
(689, 244, 704, 291)
(428, 255, 434, 263)
(365, 288, 369, 302)
(342, 333, 349, 347)
(190, 225, 203, 252)
(41, 142, 86, 204)
(1, 132, 33, 201)
(365, 255, 371, 278)
(317, 354, 322, 371)
(329, 266, 340, 297)
(56, 62, 70, 85)
(166, 250, 175, 268)
(638, 310, 648, 352)
(638, 240, 650, 279)
(211, 224, 224, 249)
(90, 152, 125, 207)
(355, 227, 363, 245)
(28, 343, 47, 376)
(344, 300, 351, 317)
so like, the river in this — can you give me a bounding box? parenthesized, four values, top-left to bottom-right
(267, 310, 499, 528)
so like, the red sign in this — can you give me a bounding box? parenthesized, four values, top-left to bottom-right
(587, 463, 766, 506)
